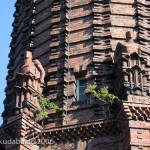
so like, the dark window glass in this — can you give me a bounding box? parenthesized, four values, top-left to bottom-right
(76, 79, 87, 101)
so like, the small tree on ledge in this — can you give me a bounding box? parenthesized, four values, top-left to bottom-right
(38, 97, 64, 119)
(87, 83, 119, 119)
(87, 83, 118, 105)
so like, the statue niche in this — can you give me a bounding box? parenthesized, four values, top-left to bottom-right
(114, 31, 150, 98)
(13, 51, 45, 117)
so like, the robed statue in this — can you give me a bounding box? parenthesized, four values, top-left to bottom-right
(19, 51, 45, 93)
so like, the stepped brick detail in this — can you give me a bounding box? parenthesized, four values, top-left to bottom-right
(0, 0, 150, 150)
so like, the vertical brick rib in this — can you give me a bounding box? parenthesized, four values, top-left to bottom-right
(93, 0, 113, 89)
(48, 0, 66, 100)
(137, 0, 150, 54)
(45, 0, 68, 126)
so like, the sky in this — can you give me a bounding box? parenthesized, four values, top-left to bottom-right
(0, 0, 16, 125)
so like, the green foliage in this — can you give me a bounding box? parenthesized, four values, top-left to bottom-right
(38, 109, 48, 119)
(87, 83, 118, 104)
(38, 97, 64, 119)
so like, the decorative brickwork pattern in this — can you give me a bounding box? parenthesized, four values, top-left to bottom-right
(1, 0, 150, 149)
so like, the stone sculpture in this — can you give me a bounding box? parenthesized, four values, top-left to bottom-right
(19, 51, 45, 93)
(114, 31, 141, 63)
(13, 51, 45, 117)
(114, 32, 150, 98)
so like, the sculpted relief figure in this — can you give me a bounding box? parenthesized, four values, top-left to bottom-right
(114, 31, 150, 97)
(114, 31, 141, 63)
(19, 51, 45, 93)
(12, 51, 45, 116)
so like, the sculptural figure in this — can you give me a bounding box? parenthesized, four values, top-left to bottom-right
(12, 51, 46, 117)
(114, 31, 141, 63)
(9, 51, 46, 118)
(13, 51, 45, 108)
(114, 32, 150, 98)
(19, 51, 45, 93)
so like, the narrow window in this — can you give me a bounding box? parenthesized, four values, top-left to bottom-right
(76, 78, 87, 101)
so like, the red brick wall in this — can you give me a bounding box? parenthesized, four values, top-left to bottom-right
(4, 0, 150, 149)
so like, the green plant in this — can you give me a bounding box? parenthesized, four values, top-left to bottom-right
(35, 97, 64, 144)
(87, 83, 118, 104)
(38, 97, 64, 119)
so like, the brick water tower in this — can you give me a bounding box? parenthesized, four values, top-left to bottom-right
(0, 0, 150, 149)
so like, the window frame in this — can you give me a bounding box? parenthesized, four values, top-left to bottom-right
(76, 77, 87, 101)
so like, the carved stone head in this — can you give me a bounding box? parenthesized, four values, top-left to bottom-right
(126, 31, 133, 42)
(25, 51, 32, 60)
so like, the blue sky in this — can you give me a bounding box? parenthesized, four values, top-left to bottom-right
(0, 0, 16, 125)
